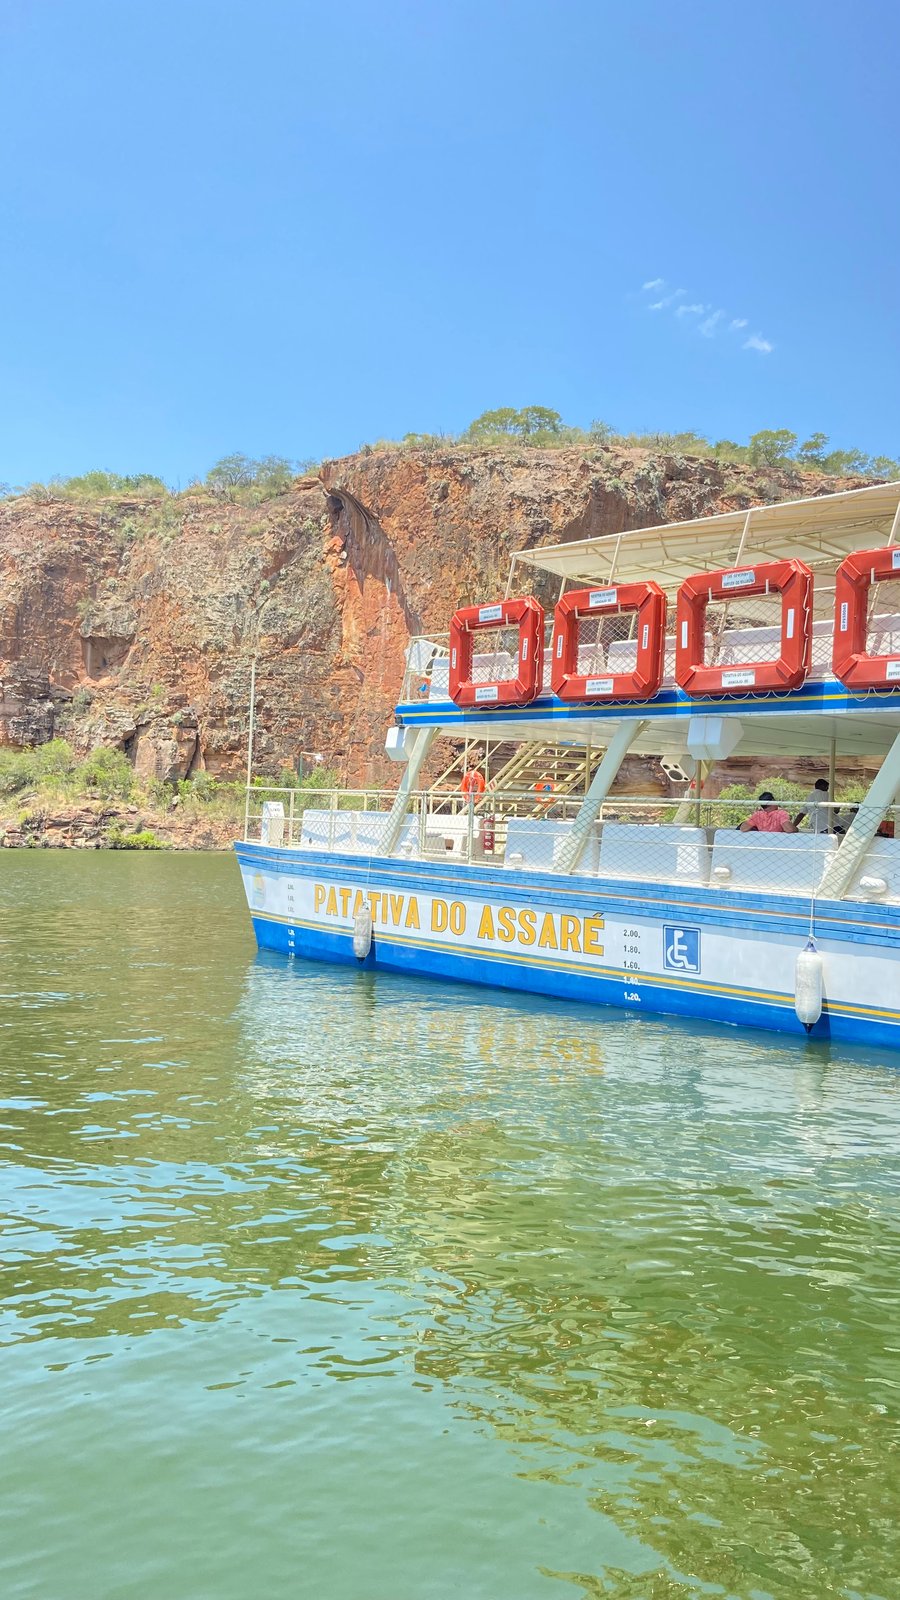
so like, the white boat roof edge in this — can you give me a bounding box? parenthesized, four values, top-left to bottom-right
(511, 481, 900, 590)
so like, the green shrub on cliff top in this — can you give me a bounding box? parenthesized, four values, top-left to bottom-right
(5, 424, 899, 504)
(362, 411, 900, 478)
(19, 471, 168, 501)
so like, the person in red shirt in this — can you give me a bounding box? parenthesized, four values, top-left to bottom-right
(740, 791, 796, 833)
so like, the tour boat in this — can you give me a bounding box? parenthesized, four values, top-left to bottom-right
(235, 483, 900, 1051)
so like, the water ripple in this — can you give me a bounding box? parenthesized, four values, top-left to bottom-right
(0, 853, 898, 1599)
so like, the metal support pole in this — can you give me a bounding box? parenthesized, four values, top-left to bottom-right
(694, 761, 705, 827)
(557, 719, 647, 874)
(827, 737, 837, 808)
(376, 727, 438, 856)
(243, 655, 257, 841)
(817, 729, 900, 900)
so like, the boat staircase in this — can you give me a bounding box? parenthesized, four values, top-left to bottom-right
(428, 740, 604, 817)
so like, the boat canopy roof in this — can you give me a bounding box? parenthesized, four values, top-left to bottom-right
(512, 482, 900, 594)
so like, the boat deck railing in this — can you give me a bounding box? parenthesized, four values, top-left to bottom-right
(244, 787, 900, 906)
(400, 601, 900, 704)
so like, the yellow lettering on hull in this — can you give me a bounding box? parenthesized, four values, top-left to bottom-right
(309, 883, 605, 962)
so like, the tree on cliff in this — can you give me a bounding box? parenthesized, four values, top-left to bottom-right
(796, 433, 830, 469)
(747, 430, 798, 467)
(465, 408, 521, 439)
(465, 406, 563, 444)
(205, 453, 299, 500)
(205, 454, 257, 493)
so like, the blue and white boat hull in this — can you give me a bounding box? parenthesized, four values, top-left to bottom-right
(235, 842, 900, 1052)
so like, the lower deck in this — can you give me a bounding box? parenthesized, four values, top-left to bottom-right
(255, 795, 900, 906)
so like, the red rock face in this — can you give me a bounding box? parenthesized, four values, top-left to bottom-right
(0, 448, 873, 788)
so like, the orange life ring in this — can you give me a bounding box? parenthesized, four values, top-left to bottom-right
(675, 558, 812, 696)
(460, 769, 486, 797)
(551, 582, 666, 701)
(833, 545, 900, 690)
(449, 596, 544, 709)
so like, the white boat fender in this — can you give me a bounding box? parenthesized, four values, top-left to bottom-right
(794, 939, 824, 1031)
(353, 902, 373, 961)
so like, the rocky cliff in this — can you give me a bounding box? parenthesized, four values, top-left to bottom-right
(0, 446, 869, 787)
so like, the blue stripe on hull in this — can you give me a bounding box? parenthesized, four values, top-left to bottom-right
(249, 913, 900, 1053)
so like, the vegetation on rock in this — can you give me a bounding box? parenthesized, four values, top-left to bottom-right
(3, 412, 897, 503)
(371, 410, 900, 480)
(106, 824, 167, 849)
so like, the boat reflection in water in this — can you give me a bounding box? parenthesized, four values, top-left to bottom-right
(228, 951, 900, 1599)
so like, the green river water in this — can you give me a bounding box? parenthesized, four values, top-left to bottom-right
(1, 853, 898, 1599)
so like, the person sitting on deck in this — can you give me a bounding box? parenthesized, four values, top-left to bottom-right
(833, 804, 859, 836)
(793, 778, 830, 832)
(740, 792, 796, 833)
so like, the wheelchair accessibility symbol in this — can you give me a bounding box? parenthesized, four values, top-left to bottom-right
(664, 925, 701, 973)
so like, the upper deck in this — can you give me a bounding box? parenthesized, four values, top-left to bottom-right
(396, 482, 900, 760)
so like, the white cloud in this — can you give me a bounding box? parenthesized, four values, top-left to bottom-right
(699, 310, 725, 338)
(650, 289, 685, 311)
(638, 279, 775, 354)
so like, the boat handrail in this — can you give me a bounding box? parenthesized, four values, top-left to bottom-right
(243, 783, 899, 902)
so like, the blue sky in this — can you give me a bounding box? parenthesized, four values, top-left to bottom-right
(1, 0, 897, 485)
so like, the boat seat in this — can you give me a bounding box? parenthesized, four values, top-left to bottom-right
(428, 649, 517, 702)
(869, 612, 900, 655)
(575, 642, 609, 671)
(427, 657, 452, 702)
(605, 640, 636, 673)
(260, 801, 285, 846)
(842, 837, 900, 904)
(503, 817, 600, 874)
(708, 829, 837, 894)
(717, 624, 781, 664)
(418, 812, 491, 861)
(545, 643, 609, 692)
(406, 638, 439, 676)
(661, 633, 713, 687)
(299, 809, 416, 855)
(810, 618, 834, 673)
(299, 809, 354, 850)
(597, 822, 711, 885)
